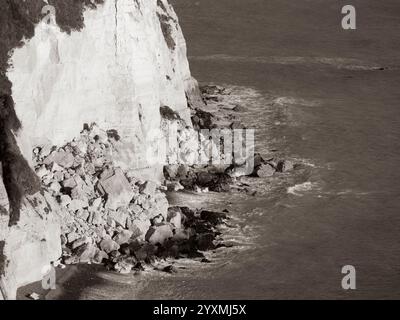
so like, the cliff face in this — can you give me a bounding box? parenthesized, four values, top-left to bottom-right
(0, 0, 200, 299)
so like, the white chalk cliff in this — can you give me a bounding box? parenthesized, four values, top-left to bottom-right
(0, 0, 201, 299)
(8, 0, 198, 176)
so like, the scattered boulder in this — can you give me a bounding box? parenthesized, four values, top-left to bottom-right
(109, 207, 129, 228)
(256, 164, 275, 177)
(68, 199, 88, 212)
(232, 105, 246, 112)
(200, 210, 227, 226)
(62, 177, 77, 189)
(166, 181, 184, 192)
(151, 214, 164, 225)
(163, 165, 179, 180)
(133, 243, 157, 261)
(145, 224, 173, 245)
(65, 243, 96, 264)
(113, 230, 133, 245)
(197, 233, 216, 251)
(131, 219, 151, 238)
(200, 85, 226, 96)
(276, 160, 294, 173)
(119, 243, 131, 255)
(167, 207, 182, 229)
(44, 149, 75, 168)
(66, 232, 80, 244)
(114, 259, 135, 274)
(97, 168, 133, 210)
(100, 239, 120, 253)
(196, 172, 231, 192)
(49, 181, 61, 193)
(139, 181, 157, 196)
(93, 250, 109, 264)
(191, 108, 214, 130)
(75, 243, 97, 263)
(91, 211, 104, 226)
(71, 237, 89, 250)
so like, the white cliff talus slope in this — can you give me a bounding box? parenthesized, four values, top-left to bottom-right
(1, 0, 201, 299)
(7, 0, 196, 178)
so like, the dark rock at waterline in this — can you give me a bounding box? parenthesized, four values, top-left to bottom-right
(232, 105, 246, 112)
(164, 163, 232, 193)
(178, 242, 205, 259)
(113, 229, 133, 245)
(255, 163, 275, 177)
(162, 265, 178, 273)
(157, 240, 180, 259)
(229, 121, 246, 130)
(163, 164, 188, 180)
(133, 243, 157, 261)
(191, 108, 215, 130)
(113, 255, 137, 274)
(93, 250, 109, 264)
(253, 153, 267, 168)
(200, 210, 227, 225)
(200, 85, 227, 96)
(197, 233, 216, 251)
(225, 153, 267, 178)
(64, 243, 97, 265)
(167, 207, 182, 229)
(193, 171, 232, 192)
(119, 243, 131, 256)
(226, 153, 297, 178)
(109, 250, 121, 262)
(275, 160, 294, 173)
(145, 224, 174, 245)
(193, 222, 214, 235)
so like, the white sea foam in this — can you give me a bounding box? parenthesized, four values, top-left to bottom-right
(287, 181, 318, 196)
(272, 96, 320, 108)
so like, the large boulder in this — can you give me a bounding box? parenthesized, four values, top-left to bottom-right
(256, 164, 275, 177)
(167, 207, 182, 230)
(64, 243, 97, 264)
(97, 168, 133, 210)
(99, 239, 120, 254)
(113, 230, 133, 245)
(200, 210, 227, 225)
(43, 149, 75, 169)
(139, 181, 157, 196)
(109, 207, 129, 228)
(145, 224, 173, 245)
(276, 160, 294, 173)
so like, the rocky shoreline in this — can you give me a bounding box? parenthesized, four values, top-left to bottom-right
(30, 123, 231, 276)
(20, 84, 297, 299)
